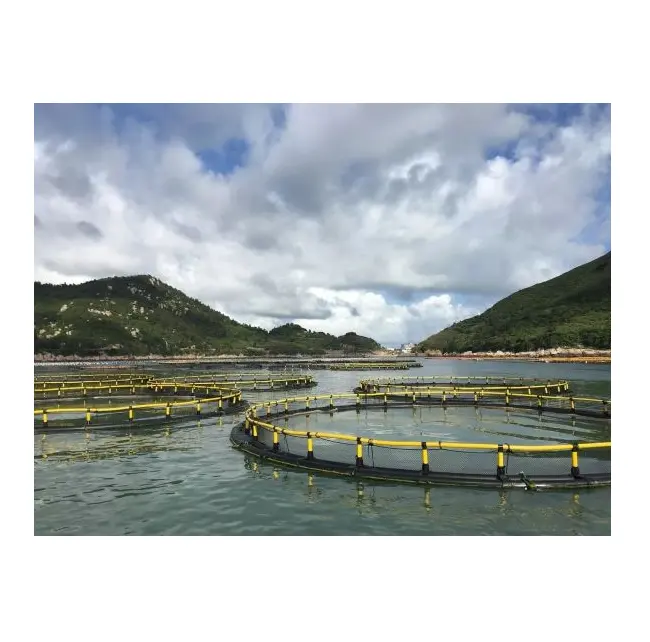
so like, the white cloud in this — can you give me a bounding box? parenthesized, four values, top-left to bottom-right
(231, 289, 478, 347)
(34, 103, 611, 345)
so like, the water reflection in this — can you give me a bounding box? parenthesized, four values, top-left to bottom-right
(34, 419, 216, 463)
(306, 473, 321, 503)
(236, 453, 610, 526)
(355, 481, 380, 513)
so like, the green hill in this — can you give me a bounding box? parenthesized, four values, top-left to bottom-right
(34, 275, 381, 357)
(416, 252, 611, 353)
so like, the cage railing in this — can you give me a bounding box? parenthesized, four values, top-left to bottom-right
(358, 376, 571, 395)
(34, 376, 152, 390)
(34, 372, 147, 382)
(34, 382, 244, 427)
(34, 376, 316, 398)
(241, 390, 610, 417)
(151, 375, 316, 390)
(328, 362, 415, 370)
(238, 392, 611, 482)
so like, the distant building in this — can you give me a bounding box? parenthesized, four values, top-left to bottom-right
(400, 343, 415, 354)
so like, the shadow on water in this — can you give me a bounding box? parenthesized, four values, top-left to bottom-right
(241, 455, 610, 535)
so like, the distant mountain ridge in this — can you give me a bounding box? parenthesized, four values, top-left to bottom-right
(416, 252, 611, 353)
(34, 275, 381, 357)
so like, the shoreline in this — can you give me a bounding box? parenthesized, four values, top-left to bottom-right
(412, 348, 610, 364)
(33, 351, 611, 366)
(420, 355, 611, 364)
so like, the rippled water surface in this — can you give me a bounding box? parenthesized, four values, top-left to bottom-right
(34, 359, 611, 535)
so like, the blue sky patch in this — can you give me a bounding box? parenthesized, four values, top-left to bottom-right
(196, 138, 250, 176)
(514, 103, 587, 126)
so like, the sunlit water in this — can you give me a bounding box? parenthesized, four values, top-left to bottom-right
(34, 359, 611, 535)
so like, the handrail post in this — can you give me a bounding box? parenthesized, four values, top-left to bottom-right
(273, 429, 279, 452)
(421, 441, 429, 474)
(356, 437, 364, 467)
(571, 443, 580, 478)
(307, 432, 314, 460)
(497, 445, 505, 479)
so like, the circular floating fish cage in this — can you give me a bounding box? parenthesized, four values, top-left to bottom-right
(33, 373, 318, 433)
(328, 362, 420, 371)
(356, 376, 571, 395)
(230, 387, 611, 490)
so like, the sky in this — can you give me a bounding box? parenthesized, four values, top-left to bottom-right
(34, 103, 611, 347)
